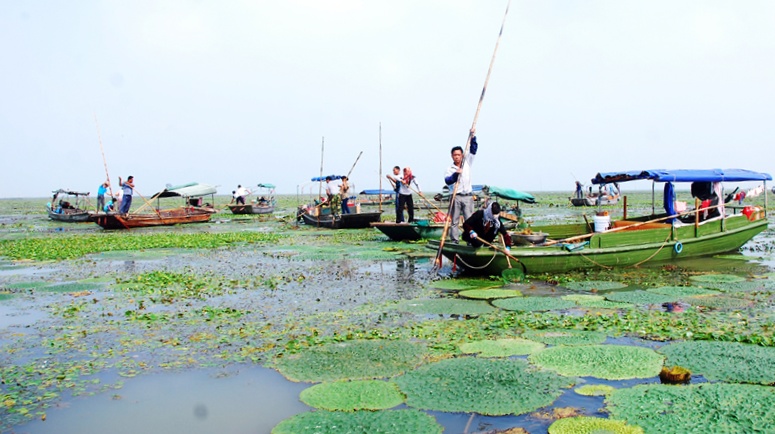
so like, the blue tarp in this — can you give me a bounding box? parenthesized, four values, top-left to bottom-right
(359, 189, 396, 195)
(311, 175, 345, 182)
(592, 169, 772, 185)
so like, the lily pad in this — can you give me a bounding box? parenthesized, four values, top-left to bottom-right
(273, 340, 428, 382)
(529, 345, 664, 380)
(548, 416, 644, 434)
(606, 383, 775, 433)
(645, 286, 720, 297)
(299, 380, 404, 411)
(458, 288, 523, 300)
(459, 338, 545, 357)
(689, 273, 745, 284)
(395, 298, 495, 315)
(684, 295, 751, 309)
(394, 357, 574, 416)
(430, 278, 501, 291)
(574, 384, 616, 396)
(492, 296, 577, 312)
(271, 409, 442, 434)
(562, 281, 628, 292)
(563, 294, 633, 309)
(658, 341, 775, 385)
(697, 279, 775, 293)
(522, 329, 607, 346)
(603, 290, 679, 305)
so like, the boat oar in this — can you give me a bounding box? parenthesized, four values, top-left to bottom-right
(474, 236, 520, 263)
(435, 0, 512, 270)
(544, 204, 723, 246)
(131, 188, 163, 219)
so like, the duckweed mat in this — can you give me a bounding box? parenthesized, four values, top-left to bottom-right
(395, 298, 496, 315)
(394, 357, 575, 416)
(548, 416, 644, 434)
(271, 409, 442, 434)
(561, 280, 628, 292)
(492, 296, 577, 312)
(459, 338, 545, 357)
(529, 345, 664, 380)
(658, 341, 775, 385)
(521, 329, 607, 346)
(299, 380, 404, 411)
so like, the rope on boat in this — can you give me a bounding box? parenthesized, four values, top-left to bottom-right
(633, 231, 673, 267)
(454, 249, 499, 270)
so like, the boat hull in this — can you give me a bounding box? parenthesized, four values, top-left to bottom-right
(371, 221, 445, 241)
(93, 208, 213, 230)
(228, 204, 275, 215)
(47, 209, 94, 222)
(430, 214, 768, 275)
(571, 196, 619, 206)
(301, 211, 382, 229)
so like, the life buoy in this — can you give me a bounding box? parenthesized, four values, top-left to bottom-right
(674, 242, 683, 254)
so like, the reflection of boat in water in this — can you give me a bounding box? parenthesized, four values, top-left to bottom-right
(46, 189, 94, 222)
(94, 182, 217, 230)
(433, 168, 771, 275)
(228, 183, 276, 215)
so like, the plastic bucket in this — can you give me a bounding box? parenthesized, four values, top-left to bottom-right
(593, 215, 610, 232)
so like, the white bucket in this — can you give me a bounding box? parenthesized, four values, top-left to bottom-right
(593, 215, 610, 232)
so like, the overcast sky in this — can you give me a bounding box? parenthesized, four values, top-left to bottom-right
(2, 0, 774, 199)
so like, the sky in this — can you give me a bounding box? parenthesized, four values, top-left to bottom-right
(2, 0, 774, 199)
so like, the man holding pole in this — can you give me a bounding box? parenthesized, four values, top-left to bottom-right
(118, 176, 134, 215)
(444, 128, 477, 243)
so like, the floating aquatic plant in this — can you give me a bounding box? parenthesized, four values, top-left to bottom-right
(562, 280, 628, 292)
(683, 295, 751, 309)
(603, 290, 679, 305)
(548, 416, 644, 434)
(395, 298, 496, 315)
(606, 383, 775, 433)
(299, 380, 404, 411)
(529, 345, 664, 380)
(430, 278, 501, 291)
(521, 329, 607, 346)
(271, 409, 442, 434)
(645, 286, 720, 297)
(689, 273, 745, 284)
(574, 384, 616, 396)
(492, 296, 577, 312)
(562, 294, 633, 310)
(459, 338, 545, 357)
(457, 288, 523, 300)
(658, 341, 775, 385)
(695, 279, 775, 293)
(394, 357, 574, 416)
(272, 340, 428, 382)
(39, 282, 103, 293)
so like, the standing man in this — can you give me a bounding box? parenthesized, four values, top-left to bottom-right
(444, 128, 478, 243)
(398, 167, 421, 223)
(97, 181, 109, 212)
(386, 166, 403, 223)
(118, 176, 134, 214)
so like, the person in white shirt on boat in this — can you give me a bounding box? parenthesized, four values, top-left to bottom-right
(444, 128, 478, 243)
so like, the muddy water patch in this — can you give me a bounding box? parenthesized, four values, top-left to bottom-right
(13, 366, 310, 434)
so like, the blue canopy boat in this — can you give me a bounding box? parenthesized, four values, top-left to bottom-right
(431, 168, 771, 276)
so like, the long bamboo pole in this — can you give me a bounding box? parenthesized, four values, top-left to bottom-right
(434, 0, 512, 269)
(94, 114, 113, 199)
(379, 123, 383, 214)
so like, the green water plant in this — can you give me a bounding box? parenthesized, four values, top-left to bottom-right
(430, 278, 501, 291)
(606, 383, 775, 433)
(271, 409, 442, 434)
(299, 380, 404, 411)
(562, 280, 628, 292)
(459, 338, 545, 357)
(645, 286, 720, 297)
(395, 298, 496, 315)
(521, 329, 607, 346)
(603, 290, 678, 305)
(562, 294, 633, 309)
(548, 416, 644, 434)
(492, 296, 577, 312)
(457, 288, 523, 299)
(658, 341, 775, 385)
(574, 384, 616, 396)
(529, 345, 664, 380)
(272, 340, 428, 382)
(689, 273, 745, 284)
(683, 295, 751, 309)
(393, 357, 574, 416)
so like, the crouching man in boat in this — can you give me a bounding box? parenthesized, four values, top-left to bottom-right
(462, 202, 512, 249)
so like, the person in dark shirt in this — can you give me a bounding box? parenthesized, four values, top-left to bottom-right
(462, 202, 512, 248)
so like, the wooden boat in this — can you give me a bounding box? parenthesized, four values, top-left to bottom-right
(432, 169, 771, 275)
(46, 189, 94, 222)
(228, 183, 276, 215)
(300, 208, 381, 229)
(93, 207, 213, 229)
(94, 182, 217, 230)
(570, 184, 620, 206)
(358, 189, 396, 207)
(371, 219, 445, 241)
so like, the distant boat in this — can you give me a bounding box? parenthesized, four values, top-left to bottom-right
(570, 183, 620, 206)
(94, 182, 217, 230)
(228, 183, 276, 215)
(358, 189, 396, 207)
(46, 189, 94, 222)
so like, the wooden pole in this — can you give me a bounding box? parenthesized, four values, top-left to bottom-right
(434, 0, 512, 269)
(346, 151, 363, 178)
(94, 114, 114, 199)
(379, 123, 383, 214)
(318, 137, 325, 203)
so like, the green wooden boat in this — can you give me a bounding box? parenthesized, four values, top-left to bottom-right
(371, 220, 445, 241)
(431, 169, 771, 275)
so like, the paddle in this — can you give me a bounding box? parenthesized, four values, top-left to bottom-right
(543, 203, 724, 246)
(434, 0, 512, 270)
(472, 236, 520, 263)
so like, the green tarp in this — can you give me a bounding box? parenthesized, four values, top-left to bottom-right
(483, 186, 536, 203)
